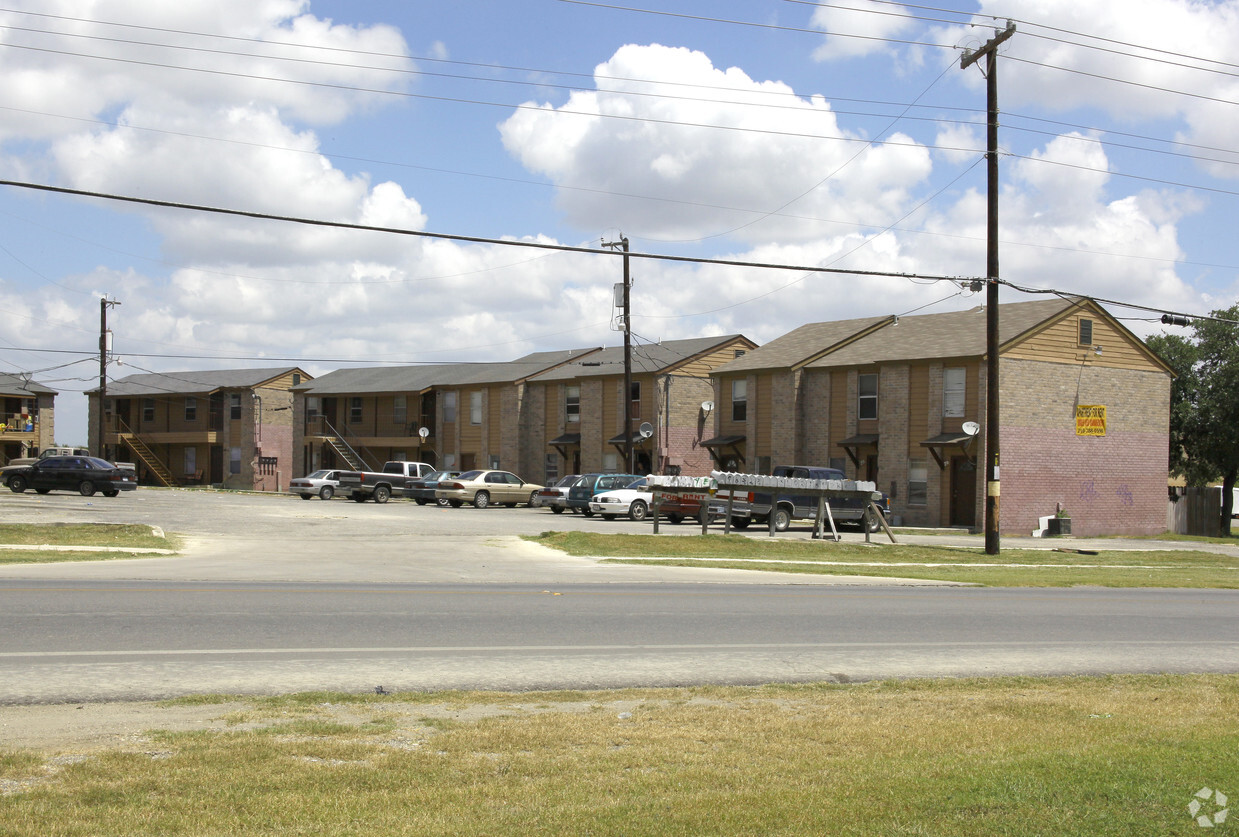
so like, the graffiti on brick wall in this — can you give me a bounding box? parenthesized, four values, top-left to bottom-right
(1079, 480, 1100, 504)
(1079, 480, 1135, 508)
(1115, 484, 1134, 507)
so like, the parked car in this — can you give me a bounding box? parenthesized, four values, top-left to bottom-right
(748, 465, 890, 532)
(535, 474, 581, 514)
(4, 455, 137, 497)
(404, 470, 462, 505)
(589, 477, 710, 523)
(567, 473, 643, 516)
(289, 470, 344, 501)
(435, 470, 545, 509)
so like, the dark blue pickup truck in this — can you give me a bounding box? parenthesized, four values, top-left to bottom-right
(742, 465, 890, 532)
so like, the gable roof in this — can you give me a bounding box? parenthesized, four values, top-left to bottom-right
(88, 367, 308, 397)
(0, 372, 57, 397)
(711, 316, 893, 375)
(530, 335, 752, 382)
(803, 299, 1080, 369)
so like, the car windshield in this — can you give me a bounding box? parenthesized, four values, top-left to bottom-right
(625, 478, 648, 489)
(457, 470, 483, 481)
(84, 457, 115, 469)
(556, 475, 579, 487)
(427, 471, 451, 480)
(306, 470, 331, 479)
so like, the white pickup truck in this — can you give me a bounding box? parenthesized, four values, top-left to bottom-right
(337, 461, 435, 503)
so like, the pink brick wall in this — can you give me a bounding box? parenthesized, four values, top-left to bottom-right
(1002, 427, 1167, 536)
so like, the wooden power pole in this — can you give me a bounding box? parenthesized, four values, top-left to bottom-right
(961, 22, 1015, 556)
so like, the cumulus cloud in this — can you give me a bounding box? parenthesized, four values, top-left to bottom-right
(810, 0, 915, 61)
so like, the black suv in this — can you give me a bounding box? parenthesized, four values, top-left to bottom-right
(567, 473, 643, 516)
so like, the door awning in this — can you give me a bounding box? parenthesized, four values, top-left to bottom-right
(836, 433, 879, 469)
(920, 432, 977, 470)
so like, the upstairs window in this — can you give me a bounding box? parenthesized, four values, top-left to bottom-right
(348, 397, 362, 424)
(944, 368, 966, 418)
(443, 391, 457, 423)
(142, 398, 155, 423)
(731, 379, 747, 422)
(230, 394, 242, 420)
(470, 391, 482, 425)
(629, 381, 641, 420)
(565, 385, 580, 424)
(393, 394, 407, 425)
(184, 397, 197, 422)
(858, 373, 878, 421)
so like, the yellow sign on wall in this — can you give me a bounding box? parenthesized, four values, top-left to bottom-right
(1076, 404, 1107, 436)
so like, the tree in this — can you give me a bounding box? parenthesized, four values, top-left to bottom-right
(1147, 304, 1239, 536)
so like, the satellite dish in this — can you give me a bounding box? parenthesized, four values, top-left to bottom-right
(701, 400, 714, 412)
(638, 421, 654, 439)
(418, 426, 430, 440)
(962, 421, 980, 437)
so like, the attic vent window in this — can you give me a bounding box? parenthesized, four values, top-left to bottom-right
(1079, 318, 1094, 346)
(734, 349, 746, 358)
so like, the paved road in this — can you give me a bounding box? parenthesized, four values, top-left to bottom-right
(0, 489, 1236, 702)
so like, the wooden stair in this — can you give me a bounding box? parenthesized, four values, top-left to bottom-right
(123, 434, 178, 487)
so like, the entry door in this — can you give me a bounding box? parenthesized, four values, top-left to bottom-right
(865, 454, 879, 484)
(950, 456, 977, 527)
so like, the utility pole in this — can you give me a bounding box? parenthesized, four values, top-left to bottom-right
(602, 236, 634, 473)
(961, 22, 1014, 556)
(97, 296, 121, 460)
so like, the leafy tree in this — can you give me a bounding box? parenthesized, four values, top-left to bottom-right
(1147, 304, 1239, 535)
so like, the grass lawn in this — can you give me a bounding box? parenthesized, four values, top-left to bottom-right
(527, 532, 1239, 588)
(0, 524, 176, 564)
(2, 675, 1236, 835)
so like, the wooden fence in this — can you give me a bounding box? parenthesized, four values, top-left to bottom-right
(1166, 486, 1221, 537)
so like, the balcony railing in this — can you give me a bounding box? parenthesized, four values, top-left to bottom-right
(0, 415, 37, 433)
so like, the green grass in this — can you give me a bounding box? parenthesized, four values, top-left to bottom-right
(0, 524, 176, 564)
(526, 531, 1239, 587)
(2, 675, 1237, 835)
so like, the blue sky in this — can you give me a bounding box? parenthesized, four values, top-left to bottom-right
(1, 0, 1236, 443)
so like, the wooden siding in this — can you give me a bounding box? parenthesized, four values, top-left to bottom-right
(754, 372, 773, 458)
(1004, 311, 1164, 372)
(908, 364, 929, 456)
(676, 339, 753, 378)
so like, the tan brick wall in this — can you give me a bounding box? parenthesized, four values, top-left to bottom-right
(999, 359, 1170, 536)
(799, 370, 833, 466)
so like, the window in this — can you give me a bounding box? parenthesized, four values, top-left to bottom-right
(565, 385, 580, 424)
(602, 452, 618, 472)
(908, 459, 928, 506)
(470, 391, 482, 425)
(443, 391, 457, 423)
(142, 398, 155, 423)
(230, 394, 242, 420)
(858, 373, 878, 421)
(229, 447, 241, 475)
(184, 397, 197, 422)
(545, 453, 559, 484)
(944, 368, 966, 418)
(306, 396, 320, 419)
(734, 349, 746, 358)
(629, 381, 641, 419)
(1078, 318, 1093, 346)
(829, 456, 847, 473)
(183, 447, 196, 476)
(444, 452, 456, 469)
(731, 379, 747, 422)
(292, 372, 301, 386)
(489, 455, 501, 469)
(393, 394, 407, 425)
(349, 397, 362, 424)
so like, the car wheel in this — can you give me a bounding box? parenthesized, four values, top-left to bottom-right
(8, 475, 27, 493)
(629, 500, 648, 522)
(473, 491, 490, 509)
(732, 517, 751, 530)
(528, 491, 541, 508)
(602, 513, 616, 521)
(437, 498, 450, 507)
(102, 490, 119, 498)
(773, 507, 792, 532)
(415, 499, 427, 506)
(317, 486, 333, 501)
(79, 480, 97, 497)
(863, 510, 882, 533)
(35, 488, 50, 495)
(550, 506, 565, 514)
(448, 499, 463, 508)
(667, 513, 682, 525)
(373, 486, 391, 504)
(299, 493, 313, 500)
(581, 509, 594, 518)
(352, 494, 367, 503)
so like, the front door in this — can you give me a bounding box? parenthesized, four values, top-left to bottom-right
(949, 456, 977, 527)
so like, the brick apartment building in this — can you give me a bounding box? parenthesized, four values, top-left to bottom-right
(0, 373, 56, 464)
(525, 335, 756, 482)
(710, 298, 1172, 536)
(87, 367, 309, 489)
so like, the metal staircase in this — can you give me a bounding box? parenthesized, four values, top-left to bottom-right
(322, 420, 370, 470)
(122, 433, 178, 487)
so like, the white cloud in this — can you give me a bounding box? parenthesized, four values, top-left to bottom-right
(810, 0, 914, 61)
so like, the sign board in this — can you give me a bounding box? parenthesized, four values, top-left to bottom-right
(1075, 404, 1107, 436)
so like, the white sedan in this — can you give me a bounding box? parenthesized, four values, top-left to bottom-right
(588, 477, 655, 521)
(289, 469, 344, 500)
